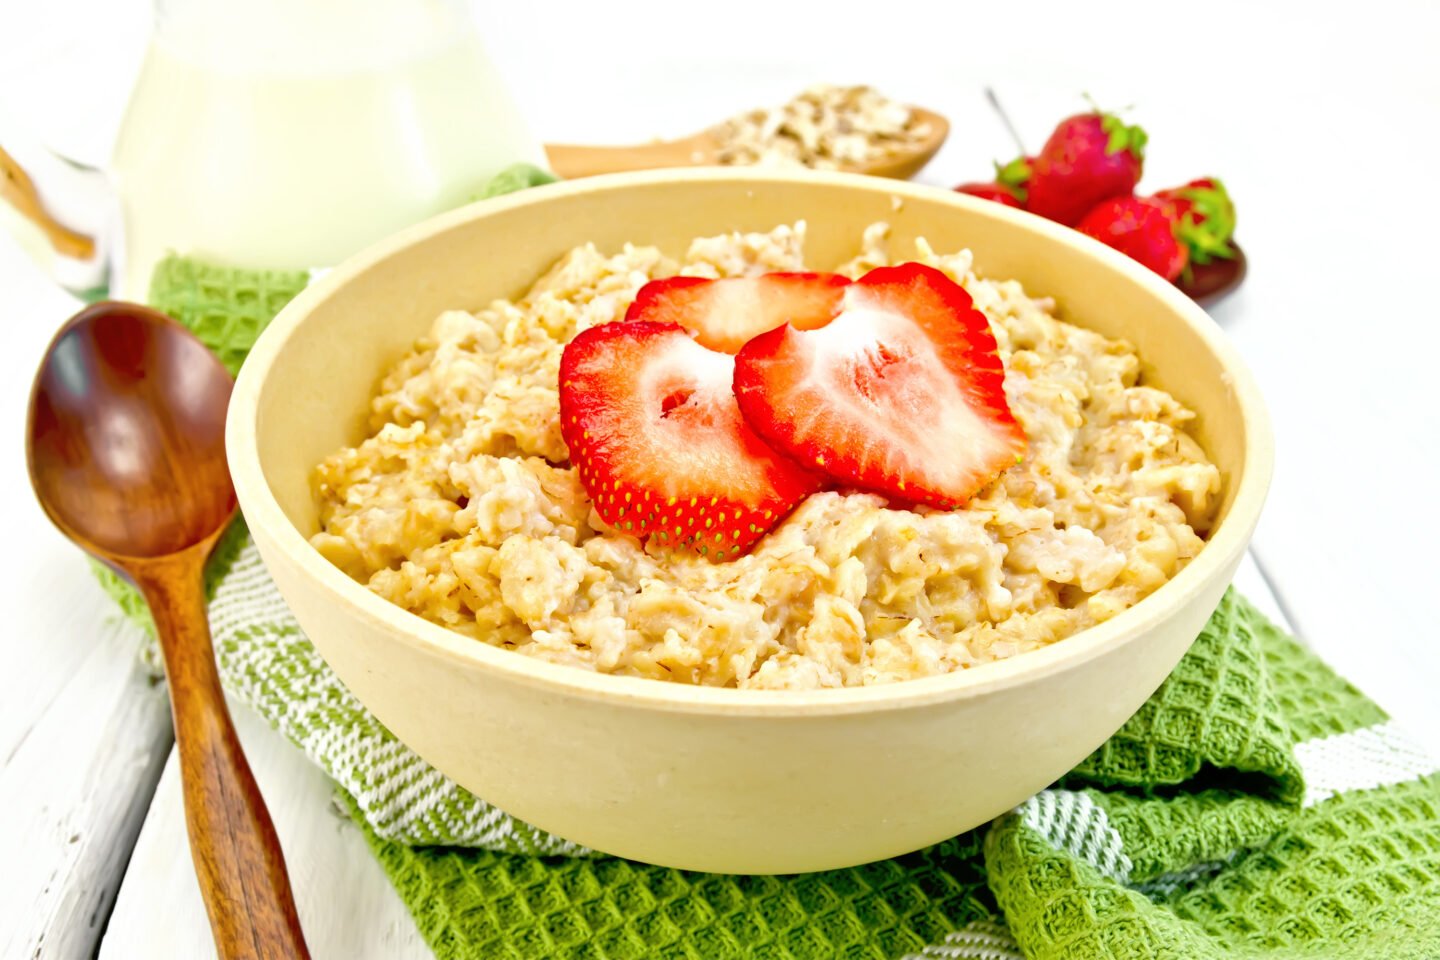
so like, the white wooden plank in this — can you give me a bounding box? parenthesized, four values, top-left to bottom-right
(0, 613, 172, 960)
(1232, 553, 1291, 635)
(99, 701, 429, 959)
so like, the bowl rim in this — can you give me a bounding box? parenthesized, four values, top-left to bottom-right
(227, 167, 1273, 718)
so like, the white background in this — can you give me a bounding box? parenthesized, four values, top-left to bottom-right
(2, 0, 1438, 956)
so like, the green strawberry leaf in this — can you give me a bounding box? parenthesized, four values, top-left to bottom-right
(1168, 178, 1237, 264)
(992, 155, 1031, 202)
(1100, 112, 1148, 161)
(994, 155, 1032, 187)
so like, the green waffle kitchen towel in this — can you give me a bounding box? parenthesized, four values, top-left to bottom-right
(340, 593, 1440, 960)
(93, 167, 1440, 958)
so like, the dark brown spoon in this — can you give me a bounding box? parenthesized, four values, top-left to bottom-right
(26, 302, 309, 959)
(1178, 241, 1248, 307)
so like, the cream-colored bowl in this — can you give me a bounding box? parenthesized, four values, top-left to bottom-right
(227, 169, 1271, 874)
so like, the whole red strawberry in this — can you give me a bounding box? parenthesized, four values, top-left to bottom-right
(1153, 177, 1237, 265)
(954, 154, 1034, 209)
(954, 182, 1022, 208)
(1075, 196, 1188, 281)
(1027, 111, 1147, 226)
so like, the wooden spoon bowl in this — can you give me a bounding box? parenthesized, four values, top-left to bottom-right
(29, 303, 235, 556)
(1177, 241, 1248, 308)
(27, 302, 309, 960)
(545, 106, 949, 180)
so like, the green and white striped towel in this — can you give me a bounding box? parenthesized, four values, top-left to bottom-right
(91, 166, 1440, 958)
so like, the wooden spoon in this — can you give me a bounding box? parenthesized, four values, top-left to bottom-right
(26, 302, 309, 959)
(1177, 241, 1248, 308)
(544, 106, 949, 180)
(0, 143, 95, 260)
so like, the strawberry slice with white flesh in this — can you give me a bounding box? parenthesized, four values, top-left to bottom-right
(733, 263, 1026, 508)
(559, 321, 823, 558)
(624, 272, 850, 353)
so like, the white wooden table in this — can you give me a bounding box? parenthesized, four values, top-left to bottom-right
(3, 1, 1438, 956)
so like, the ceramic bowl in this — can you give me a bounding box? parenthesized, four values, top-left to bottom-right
(227, 169, 1271, 873)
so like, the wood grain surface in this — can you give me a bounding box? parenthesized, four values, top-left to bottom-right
(0, 143, 95, 260)
(135, 552, 310, 959)
(545, 107, 947, 180)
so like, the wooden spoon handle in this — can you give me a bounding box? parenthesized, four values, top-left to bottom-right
(0, 143, 96, 260)
(544, 138, 713, 179)
(136, 555, 310, 960)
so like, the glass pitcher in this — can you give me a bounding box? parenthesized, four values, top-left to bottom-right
(8, 0, 541, 298)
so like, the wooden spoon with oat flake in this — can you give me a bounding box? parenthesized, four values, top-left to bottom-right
(545, 106, 949, 180)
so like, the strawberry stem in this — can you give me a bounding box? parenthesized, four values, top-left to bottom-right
(994, 155, 1032, 187)
(1081, 93, 1148, 161)
(1099, 113, 1148, 160)
(993, 155, 1032, 201)
(1169, 178, 1238, 264)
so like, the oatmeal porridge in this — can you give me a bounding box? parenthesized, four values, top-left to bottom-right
(310, 222, 1221, 690)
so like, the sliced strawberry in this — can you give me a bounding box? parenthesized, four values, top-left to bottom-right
(624, 272, 849, 354)
(733, 264, 1027, 508)
(559, 321, 823, 558)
